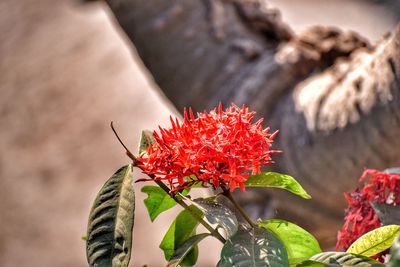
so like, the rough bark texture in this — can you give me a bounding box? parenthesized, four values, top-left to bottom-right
(104, 0, 400, 245)
(272, 27, 400, 243)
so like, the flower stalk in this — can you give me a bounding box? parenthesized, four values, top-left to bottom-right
(223, 188, 256, 228)
(150, 175, 226, 243)
(111, 121, 226, 243)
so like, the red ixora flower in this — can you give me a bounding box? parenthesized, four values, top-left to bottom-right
(138, 103, 279, 193)
(336, 169, 400, 258)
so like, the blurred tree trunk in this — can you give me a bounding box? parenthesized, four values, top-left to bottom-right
(103, 0, 400, 246)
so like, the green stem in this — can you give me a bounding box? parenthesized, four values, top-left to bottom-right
(155, 179, 226, 243)
(132, 162, 226, 243)
(223, 189, 256, 228)
(111, 124, 225, 243)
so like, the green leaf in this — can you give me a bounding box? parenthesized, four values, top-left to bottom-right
(86, 165, 135, 267)
(192, 197, 238, 238)
(388, 236, 400, 267)
(346, 224, 400, 257)
(160, 207, 203, 266)
(258, 219, 321, 266)
(141, 186, 177, 222)
(167, 233, 210, 267)
(218, 225, 289, 267)
(244, 172, 311, 199)
(139, 129, 155, 156)
(303, 252, 384, 266)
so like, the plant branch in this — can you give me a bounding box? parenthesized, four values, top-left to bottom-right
(110, 121, 225, 242)
(153, 178, 226, 243)
(110, 121, 137, 162)
(155, 179, 226, 244)
(223, 189, 256, 228)
(131, 160, 226, 243)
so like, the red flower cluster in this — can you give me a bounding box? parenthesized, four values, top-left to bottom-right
(138, 103, 278, 192)
(336, 169, 400, 253)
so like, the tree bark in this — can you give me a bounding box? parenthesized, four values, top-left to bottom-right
(103, 0, 400, 246)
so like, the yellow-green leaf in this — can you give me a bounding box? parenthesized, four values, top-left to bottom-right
(347, 224, 400, 257)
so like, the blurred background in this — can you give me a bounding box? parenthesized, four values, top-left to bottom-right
(0, 0, 398, 266)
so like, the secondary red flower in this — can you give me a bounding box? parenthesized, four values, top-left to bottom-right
(138, 103, 279, 192)
(336, 169, 400, 259)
